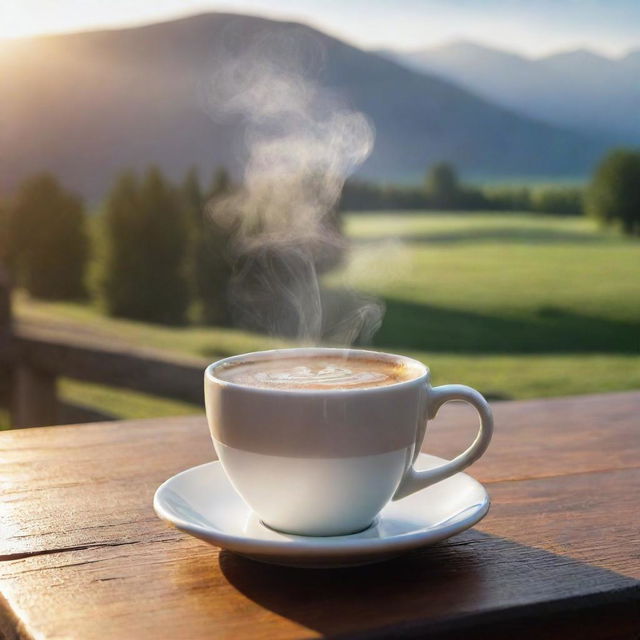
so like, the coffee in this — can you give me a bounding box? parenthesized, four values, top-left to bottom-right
(205, 347, 493, 535)
(215, 353, 419, 390)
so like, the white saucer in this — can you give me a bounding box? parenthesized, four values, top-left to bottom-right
(154, 454, 490, 568)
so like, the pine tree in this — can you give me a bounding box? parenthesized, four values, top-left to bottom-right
(180, 167, 204, 303)
(182, 167, 204, 230)
(196, 167, 233, 325)
(100, 168, 189, 324)
(100, 171, 143, 317)
(8, 173, 88, 299)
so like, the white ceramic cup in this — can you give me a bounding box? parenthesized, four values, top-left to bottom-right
(205, 347, 493, 536)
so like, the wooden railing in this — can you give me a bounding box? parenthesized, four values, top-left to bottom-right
(0, 271, 208, 428)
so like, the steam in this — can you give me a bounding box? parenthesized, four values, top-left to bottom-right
(206, 27, 383, 344)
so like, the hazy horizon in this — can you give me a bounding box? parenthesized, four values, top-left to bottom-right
(1, 0, 639, 58)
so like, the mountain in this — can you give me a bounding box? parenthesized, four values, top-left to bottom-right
(386, 41, 640, 141)
(0, 14, 608, 201)
(621, 50, 640, 71)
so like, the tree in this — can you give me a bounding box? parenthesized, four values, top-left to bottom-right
(100, 171, 142, 317)
(100, 168, 189, 324)
(586, 149, 640, 236)
(194, 167, 233, 325)
(182, 167, 204, 230)
(180, 166, 203, 300)
(425, 162, 460, 209)
(8, 173, 88, 299)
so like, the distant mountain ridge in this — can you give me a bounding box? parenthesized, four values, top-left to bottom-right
(384, 41, 640, 141)
(0, 13, 609, 201)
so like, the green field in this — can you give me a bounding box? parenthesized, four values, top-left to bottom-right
(11, 212, 640, 423)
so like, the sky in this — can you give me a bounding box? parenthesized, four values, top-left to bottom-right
(0, 0, 638, 57)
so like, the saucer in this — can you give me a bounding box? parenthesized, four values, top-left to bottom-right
(153, 454, 490, 568)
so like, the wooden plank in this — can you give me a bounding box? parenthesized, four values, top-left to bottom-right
(0, 394, 638, 639)
(479, 467, 640, 578)
(12, 330, 208, 406)
(0, 418, 203, 558)
(425, 390, 640, 482)
(0, 469, 637, 638)
(449, 603, 640, 640)
(1, 315, 209, 424)
(0, 392, 638, 558)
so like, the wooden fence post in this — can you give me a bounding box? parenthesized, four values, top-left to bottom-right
(0, 266, 10, 351)
(12, 363, 58, 428)
(0, 267, 207, 427)
(0, 266, 13, 413)
(0, 269, 59, 428)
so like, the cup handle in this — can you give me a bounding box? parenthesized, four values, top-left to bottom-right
(393, 384, 493, 501)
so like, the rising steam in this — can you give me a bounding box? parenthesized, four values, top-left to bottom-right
(206, 27, 383, 344)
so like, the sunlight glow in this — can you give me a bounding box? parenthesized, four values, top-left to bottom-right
(0, 4, 34, 39)
(0, 0, 637, 56)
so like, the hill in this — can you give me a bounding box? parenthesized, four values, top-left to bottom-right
(387, 41, 640, 141)
(0, 13, 608, 201)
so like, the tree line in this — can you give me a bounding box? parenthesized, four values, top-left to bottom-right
(343, 150, 640, 230)
(341, 163, 585, 215)
(1, 167, 234, 325)
(0, 148, 638, 326)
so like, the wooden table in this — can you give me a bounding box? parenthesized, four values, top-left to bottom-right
(0, 392, 638, 639)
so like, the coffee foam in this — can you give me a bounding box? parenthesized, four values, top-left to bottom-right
(215, 354, 418, 390)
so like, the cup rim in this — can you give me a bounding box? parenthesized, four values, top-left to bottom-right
(205, 347, 429, 395)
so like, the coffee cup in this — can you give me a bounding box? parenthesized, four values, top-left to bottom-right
(204, 347, 493, 536)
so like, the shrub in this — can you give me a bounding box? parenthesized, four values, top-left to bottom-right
(532, 187, 583, 216)
(484, 186, 532, 212)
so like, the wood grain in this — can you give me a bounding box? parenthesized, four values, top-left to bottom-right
(426, 391, 640, 482)
(0, 392, 638, 639)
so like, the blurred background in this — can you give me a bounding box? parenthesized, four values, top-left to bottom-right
(0, 0, 638, 427)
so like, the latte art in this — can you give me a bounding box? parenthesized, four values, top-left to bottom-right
(253, 364, 389, 387)
(215, 354, 420, 390)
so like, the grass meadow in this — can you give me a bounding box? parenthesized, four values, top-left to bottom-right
(11, 211, 640, 423)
